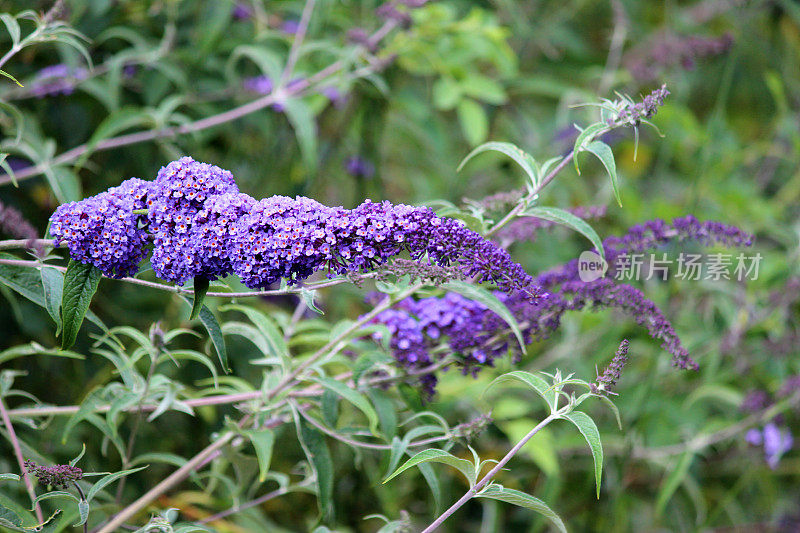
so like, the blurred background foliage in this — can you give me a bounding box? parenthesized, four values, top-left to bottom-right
(0, 0, 799, 531)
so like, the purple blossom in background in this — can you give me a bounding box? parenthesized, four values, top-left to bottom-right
(0, 199, 41, 253)
(748, 423, 794, 469)
(50, 178, 151, 278)
(24, 461, 82, 489)
(232, 2, 253, 20)
(345, 156, 375, 179)
(122, 64, 138, 79)
(368, 214, 753, 385)
(29, 64, 88, 98)
(625, 32, 734, 82)
(281, 19, 300, 34)
(322, 86, 346, 107)
(243, 75, 274, 95)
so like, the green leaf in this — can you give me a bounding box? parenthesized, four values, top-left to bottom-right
(300, 288, 324, 315)
(520, 206, 606, 261)
(0, 14, 21, 46)
(457, 98, 488, 146)
(0, 474, 20, 482)
(221, 304, 288, 367)
(310, 377, 380, 436)
(462, 75, 507, 105)
(86, 466, 148, 502)
(244, 428, 275, 482)
(415, 462, 442, 515)
(563, 411, 603, 498)
(572, 122, 607, 174)
(457, 141, 538, 189)
(0, 256, 106, 331)
(486, 371, 556, 412)
(294, 409, 334, 522)
(584, 140, 621, 206)
(477, 485, 566, 533)
(597, 395, 622, 430)
(432, 77, 462, 110)
(383, 449, 476, 486)
(190, 277, 209, 320)
(0, 69, 23, 88)
(74, 500, 89, 527)
(33, 491, 80, 505)
(184, 297, 228, 373)
(655, 450, 695, 516)
(283, 99, 318, 174)
(442, 280, 525, 351)
(40, 267, 64, 334)
(60, 260, 102, 350)
(70, 444, 86, 467)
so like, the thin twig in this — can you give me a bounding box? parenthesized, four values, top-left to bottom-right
(0, 397, 44, 522)
(420, 413, 559, 533)
(278, 0, 317, 88)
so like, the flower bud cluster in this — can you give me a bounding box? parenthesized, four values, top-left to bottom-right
(24, 460, 82, 489)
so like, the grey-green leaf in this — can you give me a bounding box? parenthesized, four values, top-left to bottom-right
(383, 449, 476, 486)
(245, 427, 275, 482)
(584, 140, 621, 206)
(520, 206, 605, 261)
(487, 371, 556, 412)
(457, 141, 538, 188)
(184, 297, 228, 373)
(295, 411, 334, 522)
(563, 411, 603, 498)
(86, 466, 148, 502)
(310, 377, 380, 436)
(40, 267, 64, 334)
(477, 484, 567, 533)
(74, 500, 89, 527)
(60, 260, 102, 349)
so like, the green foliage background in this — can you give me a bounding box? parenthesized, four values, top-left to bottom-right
(0, 0, 798, 531)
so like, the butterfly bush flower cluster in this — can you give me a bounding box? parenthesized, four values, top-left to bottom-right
(591, 339, 629, 394)
(23, 461, 82, 489)
(50, 178, 151, 278)
(29, 64, 88, 98)
(740, 378, 799, 469)
(368, 216, 753, 390)
(50, 157, 543, 303)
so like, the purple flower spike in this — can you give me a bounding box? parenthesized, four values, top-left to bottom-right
(24, 461, 82, 489)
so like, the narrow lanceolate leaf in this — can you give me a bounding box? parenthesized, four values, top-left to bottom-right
(85, 466, 148, 502)
(487, 371, 557, 412)
(245, 427, 276, 482)
(383, 449, 476, 487)
(294, 409, 334, 523)
(184, 297, 228, 373)
(442, 280, 526, 351)
(457, 141, 539, 188)
(60, 260, 102, 349)
(584, 140, 621, 206)
(573, 122, 607, 174)
(520, 206, 606, 261)
(310, 377, 380, 436)
(655, 450, 695, 516)
(563, 410, 603, 498)
(190, 277, 209, 320)
(74, 500, 89, 527)
(477, 484, 567, 533)
(40, 267, 64, 335)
